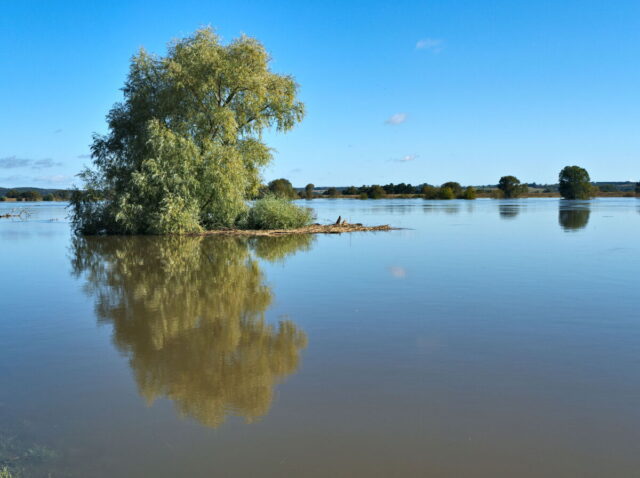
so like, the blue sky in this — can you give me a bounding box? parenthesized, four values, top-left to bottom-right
(1, 0, 639, 188)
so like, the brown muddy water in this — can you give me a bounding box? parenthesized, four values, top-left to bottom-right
(0, 199, 638, 477)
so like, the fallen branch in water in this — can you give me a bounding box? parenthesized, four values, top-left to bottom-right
(0, 208, 32, 220)
(200, 221, 398, 237)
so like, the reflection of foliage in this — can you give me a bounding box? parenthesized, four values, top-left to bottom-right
(558, 204, 590, 231)
(250, 234, 314, 262)
(71, 235, 309, 428)
(499, 203, 520, 219)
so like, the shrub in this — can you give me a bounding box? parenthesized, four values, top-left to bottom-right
(437, 187, 455, 200)
(461, 186, 477, 200)
(358, 192, 368, 199)
(245, 196, 314, 230)
(422, 185, 438, 199)
(441, 182, 463, 196)
(368, 185, 386, 199)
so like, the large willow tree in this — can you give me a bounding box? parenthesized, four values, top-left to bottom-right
(71, 28, 305, 234)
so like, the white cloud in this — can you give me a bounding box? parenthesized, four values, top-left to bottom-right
(385, 113, 407, 125)
(416, 38, 444, 53)
(392, 154, 418, 163)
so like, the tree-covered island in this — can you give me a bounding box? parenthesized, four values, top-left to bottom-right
(71, 28, 321, 235)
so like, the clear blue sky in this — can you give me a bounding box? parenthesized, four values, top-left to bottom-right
(1, 0, 639, 188)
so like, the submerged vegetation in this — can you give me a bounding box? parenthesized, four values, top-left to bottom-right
(70, 28, 306, 235)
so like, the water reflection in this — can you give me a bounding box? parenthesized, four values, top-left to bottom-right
(499, 202, 521, 220)
(422, 202, 461, 215)
(559, 202, 591, 231)
(70, 235, 311, 428)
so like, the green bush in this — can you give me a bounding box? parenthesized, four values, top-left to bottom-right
(437, 186, 455, 200)
(422, 185, 438, 199)
(461, 186, 477, 200)
(245, 196, 314, 230)
(368, 185, 386, 199)
(358, 192, 368, 199)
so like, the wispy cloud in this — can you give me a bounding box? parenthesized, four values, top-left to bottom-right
(77, 154, 92, 159)
(385, 113, 407, 125)
(416, 38, 444, 53)
(391, 154, 418, 163)
(0, 156, 62, 169)
(53, 129, 63, 134)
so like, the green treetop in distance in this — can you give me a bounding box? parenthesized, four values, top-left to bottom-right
(304, 183, 315, 199)
(558, 166, 593, 200)
(267, 178, 297, 199)
(497, 175, 527, 198)
(71, 28, 305, 235)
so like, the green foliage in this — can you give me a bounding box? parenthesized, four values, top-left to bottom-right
(42, 193, 54, 201)
(598, 184, 619, 193)
(245, 196, 313, 230)
(421, 185, 438, 199)
(559, 166, 593, 199)
(498, 175, 527, 198)
(358, 192, 368, 199)
(461, 186, 477, 200)
(304, 183, 315, 199)
(635, 182, 640, 195)
(71, 28, 304, 234)
(437, 186, 456, 200)
(441, 182, 462, 197)
(368, 185, 386, 199)
(325, 187, 339, 198)
(268, 178, 297, 199)
(343, 186, 358, 195)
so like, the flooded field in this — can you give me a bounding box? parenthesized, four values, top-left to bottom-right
(0, 198, 638, 477)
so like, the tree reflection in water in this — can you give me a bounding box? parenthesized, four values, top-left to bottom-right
(70, 235, 312, 428)
(558, 202, 591, 231)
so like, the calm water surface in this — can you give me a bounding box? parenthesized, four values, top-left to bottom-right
(0, 199, 638, 477)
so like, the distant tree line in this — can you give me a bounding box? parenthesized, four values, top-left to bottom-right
(277, 166, 639, 201)
(0, 189, 71, 201)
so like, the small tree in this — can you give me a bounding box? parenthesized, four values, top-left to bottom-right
(369, 185, 386, 199)
(559, 166, 592, 199)
(461, 186, 477, 200)
(437, 187, 455, 200)
(325, 187, 339, 198)
(635, 182, 640, 196)
(343, 186, 358, 195)
(268, 179, 297, 199)
(422, 185, 438, 199)
(441, 182, 462, 197)
(304, 183, 315, 199)
(497, 176, 527, 198)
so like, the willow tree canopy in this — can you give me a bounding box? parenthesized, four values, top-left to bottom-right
(72, 28, 305, 234)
